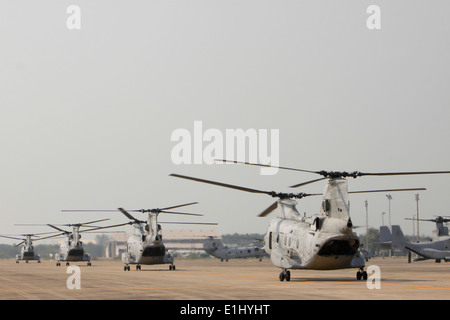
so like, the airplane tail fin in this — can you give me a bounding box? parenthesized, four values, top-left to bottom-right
(379, 226, 392, 243)
(391, 225, 408, 250)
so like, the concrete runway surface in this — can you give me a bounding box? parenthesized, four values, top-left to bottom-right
(0, 257, 449, 300)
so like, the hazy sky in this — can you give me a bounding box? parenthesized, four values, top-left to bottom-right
(1, 1, 449, 244)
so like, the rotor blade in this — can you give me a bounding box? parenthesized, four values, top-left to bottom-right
(27, 231, 62, 236)
(215, 159, 319, 174)
(289, 177, 327, 188)
(158, 222, 218, 225)
(79, 222, 131, 233)
(405, 218, 436, 222)
(360, 171, 450, 176)
(118, 208, 140, 222)
(170, 174, 272, 195)
(258, 201, 278, 217)
(0, 235, 24, 241)
(159, 202, 199, 211)
(15, 241, 25, 247)
(47, 224, 67, 233)
(36, 232, 66, 240)
(348, 188, 427, 194)
(80, 219, 110, 226)
(159, 210, 203, 216)
(82, 231, 127, 234)
(62, 209, 118, 212)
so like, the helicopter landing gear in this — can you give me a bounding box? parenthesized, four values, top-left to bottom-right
(136, 265, 141, 270)
(124, 265, 130, 271)
(169, 264, 176, 271)
(66, 262, 70, 266)
(56, 262, 61, 266)
(279, 269, 291, 282)
(356, 268, 367, 280)
(87, 262, 92, 266)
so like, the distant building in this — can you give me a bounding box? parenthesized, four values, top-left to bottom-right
(105, 229, 220, 258)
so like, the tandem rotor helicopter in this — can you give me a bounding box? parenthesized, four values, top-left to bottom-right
(19, 219, 128, 266)
(64, 202, 217, 271)
(203, 236, 268, 262)
(0, 232, 57, 263)
(171, 160, 450, 281)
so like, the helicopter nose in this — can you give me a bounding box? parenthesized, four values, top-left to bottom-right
(347, 219, 353, 228)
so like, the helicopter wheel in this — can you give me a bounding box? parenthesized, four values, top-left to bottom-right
(66, 262, 70, 266)
(124, 265, 130, 271)
(136, 265, 141, 271)
(169, 264, 176, 271)
(87, 262, 92, 266)
(279, 269, 291, 282)
(356, 269, 367, 280)
(16, 261, 19, 264)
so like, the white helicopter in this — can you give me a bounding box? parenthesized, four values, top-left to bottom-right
(171, 161, 448, 281)
(203, 236, 268, 262)
(40, 219, 127, 266)
(0, 233, 57, 263)
(66, 203, 217, 271)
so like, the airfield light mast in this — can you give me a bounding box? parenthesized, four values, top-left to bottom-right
(365, 200, 369, 249)
(386, 194, 392, 232)
(415, 193, 420, 243)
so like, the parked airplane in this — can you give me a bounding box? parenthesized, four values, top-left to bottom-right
(392, 225, 450, 262)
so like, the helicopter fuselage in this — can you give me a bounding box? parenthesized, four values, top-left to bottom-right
(264, 216, 363, 270)
(121, 223, 174, 266)
(16, 237, 41, 262)
(262, 178, 365, 271)
(56, 232, 90, 263)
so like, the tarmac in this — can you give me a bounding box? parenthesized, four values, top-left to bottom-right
(0, 257, 449, 300)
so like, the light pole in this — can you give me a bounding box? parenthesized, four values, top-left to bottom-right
(386, 194, 392, 231)
(365, 200, 369, 249)
(415, 193, 420, 243)
(381, 212, 386, 226)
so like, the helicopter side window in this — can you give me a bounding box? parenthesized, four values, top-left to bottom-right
(269, 232, 272, 250)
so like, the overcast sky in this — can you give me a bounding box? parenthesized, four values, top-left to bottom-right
(0, 1, 449, 245)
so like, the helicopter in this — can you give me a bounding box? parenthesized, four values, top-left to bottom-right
(64, 202, 217, 271)
(20, 219, 128, 266)
(0, 232, 58, 263)
(203, 236, 268, 262)
(405, 216, 449, 241)
(171, 161, 449, 281)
